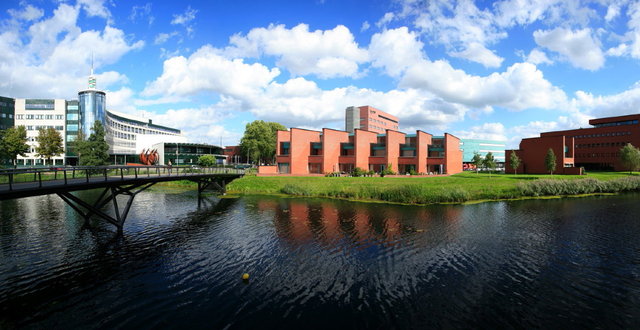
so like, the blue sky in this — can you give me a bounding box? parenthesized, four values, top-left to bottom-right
(2, 0, 640, 148)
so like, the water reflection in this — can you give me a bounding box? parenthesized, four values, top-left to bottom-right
(2, 192, 640, 328)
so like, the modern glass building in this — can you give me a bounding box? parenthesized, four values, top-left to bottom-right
(65, 100, 80, 164)
(152, 142, 226, 165)
(459, 139, 506, 164)
(0, 96, 14, 131)
(78, 89, 106, 137)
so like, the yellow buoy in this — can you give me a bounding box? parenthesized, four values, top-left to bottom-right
(242, 273, 250, 281)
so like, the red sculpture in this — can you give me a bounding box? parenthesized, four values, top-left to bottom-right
(139, 148, 159, 165)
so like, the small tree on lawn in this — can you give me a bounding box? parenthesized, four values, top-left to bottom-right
(198, 154, 218, 167)
(620, 143, 640, 174)
(545, 148, 557, 175)
(0, 126, 29, 168)
(36, 127, 64, 165)
(509, 150, 521, 175)
(483, 152, 496, 177)
(471, 152, 483, 173)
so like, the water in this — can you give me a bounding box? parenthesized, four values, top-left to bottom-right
(2, 189, 640, 329)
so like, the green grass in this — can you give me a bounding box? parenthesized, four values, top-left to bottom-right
(226, 171, 640, 205)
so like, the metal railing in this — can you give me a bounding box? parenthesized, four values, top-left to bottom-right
(0, 165, 245, 192)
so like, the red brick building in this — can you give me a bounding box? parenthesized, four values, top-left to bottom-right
(345, 106, 399, 134)
(506, 114, 640, 174)
(264, 127, 462, 175)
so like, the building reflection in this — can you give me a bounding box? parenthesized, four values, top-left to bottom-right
(253, 198, 463, 248)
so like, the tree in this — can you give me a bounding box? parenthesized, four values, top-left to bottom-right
(509, 151, 521, 175)
(0, 126, 29, 168)
(77, 120, 109, 166)
(36, 127, 64, 165)
(620, 143, 640, 174)
(471, 152, 483, 173)
(483, 152, 496, 177)
(239, 120, 287, 165)
(197, 154, 217, 167)
(545, 148, 557, 175)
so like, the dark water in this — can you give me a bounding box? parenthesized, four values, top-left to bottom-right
(2, 190, 640, 329)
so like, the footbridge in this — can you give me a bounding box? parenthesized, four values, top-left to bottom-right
(0, 165, 245, 233)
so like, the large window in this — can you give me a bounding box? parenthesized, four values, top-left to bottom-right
(278, 163, 290, 174)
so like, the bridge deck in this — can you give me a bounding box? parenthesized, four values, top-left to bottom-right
(0, 166, 245, 201)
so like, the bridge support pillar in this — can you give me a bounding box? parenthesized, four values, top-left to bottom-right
(194, 177, 229, 198)
(57, 182, 156, 234)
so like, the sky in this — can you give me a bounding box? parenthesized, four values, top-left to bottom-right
(1, 0, 640, 148)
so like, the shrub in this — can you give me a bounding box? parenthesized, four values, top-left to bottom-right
(380, 163, 396, 177)
(517, 176, 640, 196)
(280, 184, 312, 196)
(352, 167, 367, 177)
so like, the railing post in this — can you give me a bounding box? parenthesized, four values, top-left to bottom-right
(9, 173, 13, 191)
(64, 169, 67, 185)
(38, 172, 42, 188)
(135, 167, 138, 179)
(86, 169, 89, 183)
(120, 168, 124, 180)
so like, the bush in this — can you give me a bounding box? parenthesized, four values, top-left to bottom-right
(280, 184, 313, 196)
(352, 167, 367, 177)
(517, 176, 640, 196)
(380, 163, 396, 177)
(197, 155, 218, 167)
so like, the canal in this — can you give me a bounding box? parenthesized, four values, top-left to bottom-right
(1, 190, 640, 328)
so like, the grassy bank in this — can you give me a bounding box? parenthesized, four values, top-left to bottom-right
(226, 172, 640, 205)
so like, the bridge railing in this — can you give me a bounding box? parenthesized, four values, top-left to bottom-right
(0, 165, 245, 191)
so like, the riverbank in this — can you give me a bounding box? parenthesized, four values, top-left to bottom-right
(225, 171, 640, 205)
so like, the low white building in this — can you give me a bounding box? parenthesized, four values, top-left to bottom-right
(14, 99, 67, 166)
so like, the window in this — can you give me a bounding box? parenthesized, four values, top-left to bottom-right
(16, 114, 23, 119)
(0, 113, 5, 118)
(67, 124, 78, 131)
(27, 125, 33, 130)
(26, 114, 34, 119)
(55, 126, 63, 131)
(55, 115, 63, 120)
(67, 113, 78, 120)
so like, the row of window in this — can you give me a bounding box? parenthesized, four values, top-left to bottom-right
(0, 113, 13, 118)
(16, 114, 64, 120)
(25, 104, 55, 110)
(26, 125, 64, 131)
(576, 141, 630, 148)
(107, 117, 177, 136)
(574, 131, 631, 139)
(592, 120, 639, 128)
(576, 153, 620, 158)
(0, 101, 11, 107)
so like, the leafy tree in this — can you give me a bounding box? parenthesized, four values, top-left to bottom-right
(36, 127, 64, 165)
(0, 126, 29, 168)
(77, 120, 109, 166)
(545, 148, 557, 175)
(239, 120, 287, 165)
(483, 152, 496, 177)
(471, 152, 483, 173)
(620, 143, 640, 174)
(509, 150, 521, 175)
(197, 154, 218, 167)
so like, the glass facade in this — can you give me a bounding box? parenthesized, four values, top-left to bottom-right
(65, 100, 80, 163)
(459, 139, 506, 163)
(79, 90, 106, 137)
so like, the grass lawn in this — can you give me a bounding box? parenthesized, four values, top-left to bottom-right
(226, 171, 640, 204)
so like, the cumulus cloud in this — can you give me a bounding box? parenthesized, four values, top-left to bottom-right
(225, 24, 368, 79)
(455, 122, 507, 141)
(525, 48, 553, 65)
(142, 45, 280, 98)
(0, 2, 143, 99)
(533, 28, 605, 70)
(401, 60, 567, 111)
(368, 27, 424, 77)
(8, 5, 44, 21)
(171, 6, 198, 25)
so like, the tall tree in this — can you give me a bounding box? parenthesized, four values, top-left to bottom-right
(0, 126, 29, 168)
(509, 150, 521, 175)
(36, 127, 64, 165)
(239, 120, 286, 165)
(545, 148, 557, 175)
(483, 152, 496, 177)
(78, 120, 109, 166)
(471, 152, 483, 173)
(620, 143, 640, 174)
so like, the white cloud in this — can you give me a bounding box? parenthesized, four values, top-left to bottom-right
(533, 28, 605, 70)
(525, 48, 553, 65)
(368, 27, 424, 77)
(572, 84, 640, 119)
(225, 24, 368, 78)
(0, 2, 143, 99)
(8, 5, 44, 21)
(154, 31, 179, 45)
(171, 6, 197, 25)
(401, 60, 567, 111)
(455, 122, 507, 141)
(360, 21, 370, 32)
(129, 3, 154, 25)
(449, 42, 503, 68)
(142, 45, 280, 98)
(77, 0, 112, 21)
(376, 12, 395, 28)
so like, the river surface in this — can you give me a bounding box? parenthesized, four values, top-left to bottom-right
(1, 189, 640, 329)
